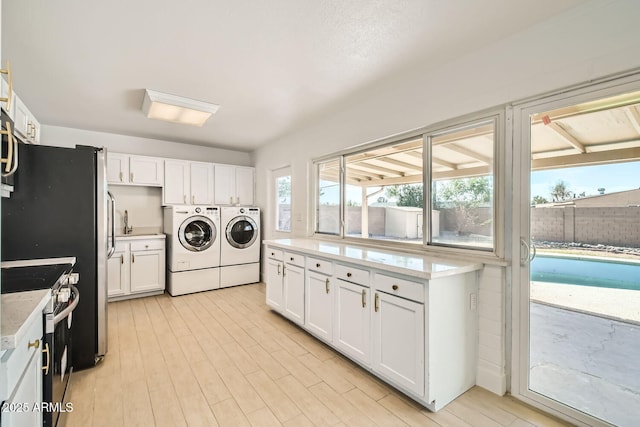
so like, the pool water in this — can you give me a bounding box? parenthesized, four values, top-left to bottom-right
(530, 255, 640, 291)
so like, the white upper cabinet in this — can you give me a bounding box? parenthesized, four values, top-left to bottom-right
(163, 160, 214, 205)
(214, 164, 255, 206)
(107, 153, 163, 186)
(13, 94, 40, 144)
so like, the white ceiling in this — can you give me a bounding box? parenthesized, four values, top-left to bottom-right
(2, 0, 584, 152)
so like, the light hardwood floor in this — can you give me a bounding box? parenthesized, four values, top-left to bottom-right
(63, 283, 570, 427)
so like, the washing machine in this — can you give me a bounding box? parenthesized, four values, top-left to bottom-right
(219, 206, 260, 288)
(164, 205, 221, 296)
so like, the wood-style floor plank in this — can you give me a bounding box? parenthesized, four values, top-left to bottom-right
(62, 283, 570, 427)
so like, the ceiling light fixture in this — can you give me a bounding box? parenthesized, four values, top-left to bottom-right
(142, 89, 220, 127)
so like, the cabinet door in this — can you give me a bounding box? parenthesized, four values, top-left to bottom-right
(107, 249, 128, 298)
(130, 156, 164, 186)
(235, 166, 255, 206)
(190, 162, 214, 205)
(334, 279, 371, 365)
(13, 95, 29, 141)
(163, 160, 190, 205)
(107, 153, 130, 184)
(283, 263, 305, 325)
(130, 249, 165, 293)
(1, 351, 43, 427)
(373, 291, 424, 396)
(214, 164, 235, 205)
(306, 271, 333, 342)
(265, 258, 284, 310)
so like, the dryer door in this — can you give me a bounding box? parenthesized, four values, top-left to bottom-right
(178, 215, 216, 252)
(226, 216, 258, 249)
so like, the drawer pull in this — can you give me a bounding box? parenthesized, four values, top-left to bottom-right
(392, 284, 399, 291)
(347, 272, 352, 278)
(290, 257, 294, 261)
(374, 293, 379, 312)
(271, 252, 274, 256)
(145, 244, 149, 248)
(361, 289, 366, 308)
(325, 278, 330, 294)
(316, 263, 321, 268)
(42, 343, 51, 375)
(28, 339, 40, 349)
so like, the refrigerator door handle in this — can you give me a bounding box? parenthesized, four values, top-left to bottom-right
(107, 191, 116, 258)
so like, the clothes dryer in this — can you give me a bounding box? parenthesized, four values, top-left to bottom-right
(219, 206, 260, 287)
(164, 205, 221, 295)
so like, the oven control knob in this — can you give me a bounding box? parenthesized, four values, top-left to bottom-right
(57, 288, 71, 303)
(63, 273, 80, 286)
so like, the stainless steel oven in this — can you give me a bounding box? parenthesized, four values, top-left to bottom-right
(1, 258, 79, 427)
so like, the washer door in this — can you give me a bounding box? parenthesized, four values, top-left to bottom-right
(226, 216, 258, 249)
(178, 215, 216, 252)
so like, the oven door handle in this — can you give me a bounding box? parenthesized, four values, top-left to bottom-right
(53, 285, 80, 325)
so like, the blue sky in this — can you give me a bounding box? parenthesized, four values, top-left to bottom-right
(530, 161, 640, 201)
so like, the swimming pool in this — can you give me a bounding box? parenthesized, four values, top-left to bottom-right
(530, 254, 640, 291)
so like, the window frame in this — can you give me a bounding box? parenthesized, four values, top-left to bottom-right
(273, 166, 292, 234)
(312, 107, 506, 261)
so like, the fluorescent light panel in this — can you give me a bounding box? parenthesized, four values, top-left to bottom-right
(142, 89, 219, 127)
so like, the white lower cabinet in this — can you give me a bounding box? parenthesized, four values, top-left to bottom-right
(264, 242, 479, 412)
(305, 271, 333, 342)
(373, 290, 424, 396)
(334, 278, 371, 365)
(108, 237, 165, 301)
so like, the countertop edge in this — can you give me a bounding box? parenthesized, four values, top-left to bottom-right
(114, 234, 166, 240)
(1, 290, 52, 351)
(263, 239, 483, 280)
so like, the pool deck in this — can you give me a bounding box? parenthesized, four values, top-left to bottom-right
(531, 281, 640, 324)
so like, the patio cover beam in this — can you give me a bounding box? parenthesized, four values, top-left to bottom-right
(546, 122, 587, 153)
(624, 106, 640, 135)
(532, 146, 640, 170)
(441, 144, 492, 165)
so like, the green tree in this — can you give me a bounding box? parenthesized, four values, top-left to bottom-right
(550, 180, 571, 202)
(532, 195, 548, 205)
(277, 176, 291, 199)
(434, 177, 492, 234)
(385, 184, 423, 207)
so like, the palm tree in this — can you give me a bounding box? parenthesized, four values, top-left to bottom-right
(550, 180, 571, 202)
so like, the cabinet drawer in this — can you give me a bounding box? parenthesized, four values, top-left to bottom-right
(267, 248, 283, 261)
(374, 273, 424, 303)
(306, 257, 333, 276)
(114, 241, 128, 253)
(335, 264, 369, 286)
(130, 240, 165, 251)
(284, 251, 305, 268)
(1, 311, 44, 397)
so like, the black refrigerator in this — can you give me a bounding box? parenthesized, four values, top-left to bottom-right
(2, 143, 110, 370)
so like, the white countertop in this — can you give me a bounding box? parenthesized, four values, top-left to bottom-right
(114, 227, 166, 239)
(1, 290, 51, 350)
(1, 256, 76, 269)
(264, 238, 483, 280)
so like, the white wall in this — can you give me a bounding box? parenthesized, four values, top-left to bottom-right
(109, 186, 163, 231)
(252, 0, 640, 395)
(42, 125, 252, 165)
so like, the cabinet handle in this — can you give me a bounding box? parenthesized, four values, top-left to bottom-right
(28, 339, 40, 349)
(229, 196, 233, 205)
(120, 254, 124, 264)
(347, 272, 352, 278)
(130, 172, 134, 182)
(290, 257, 294, 261)
(316, 263, 321, 268)
(236, 196, 240, 205)
(183, 195, 187, 204)
(132, 253, 135, 263)
(325, 278, 330, 294)
(192, 195, 195, 204)
(42, 342, 51, 375)
(0, 60, 12, 111)
(374, 293, 379, 312)
(277, 264, 281, 275)
(271, 252, 275, 256)
(283, 264, 286, 277)
(361, 289, 366, 308)
(392, 284, 399, 291)
(119, 171, 123, 182)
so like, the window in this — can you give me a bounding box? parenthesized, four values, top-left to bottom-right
(313, 113, 499, 253)
(274, 167, 291, 232)
(431, 121, 495, 250)
(344, 138, 423, 243)
(316, 158, 341, 235)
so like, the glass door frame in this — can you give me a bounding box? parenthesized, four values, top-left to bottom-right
(510, 71, 640, 427)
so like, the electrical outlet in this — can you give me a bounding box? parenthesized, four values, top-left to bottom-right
(470, 293, 477, 311)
